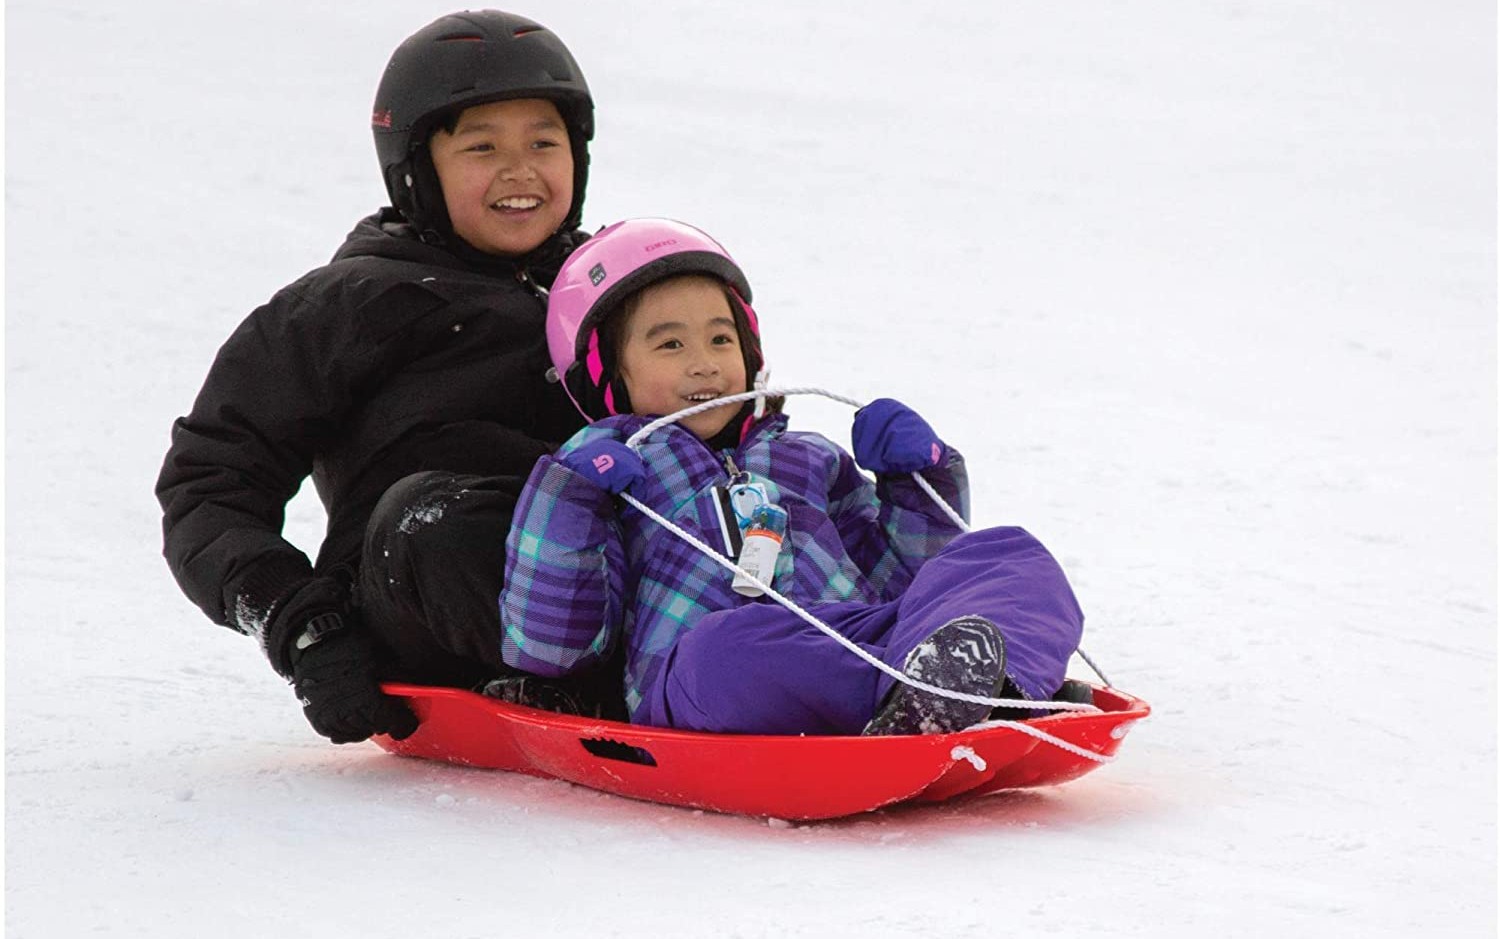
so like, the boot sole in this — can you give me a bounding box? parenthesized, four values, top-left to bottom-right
(863, 616, 1006, 736)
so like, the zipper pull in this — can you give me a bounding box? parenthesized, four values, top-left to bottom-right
(516, 267, 549, 300)
(722, 452, 748, 485)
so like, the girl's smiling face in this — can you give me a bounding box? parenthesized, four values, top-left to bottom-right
(616, 276, 749, 440)
(428, 97, 573, 257)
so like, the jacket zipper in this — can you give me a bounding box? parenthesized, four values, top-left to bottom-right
(516, 267, 549, 301)
(720, 449, 752, 487)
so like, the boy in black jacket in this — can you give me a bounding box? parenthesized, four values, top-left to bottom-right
(156, 11, 602, 743)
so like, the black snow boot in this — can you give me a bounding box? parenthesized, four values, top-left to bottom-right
(989, 677, 1096, 722)
(862, 616, 1006, 736)
(1052, 679, 1095, 707)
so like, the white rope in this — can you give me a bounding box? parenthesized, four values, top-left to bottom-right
(617, 492, 1109, 762)
(621, 387, 1115, 762)
(625, 386, 864, 448)
(1074, 647, 1112, 689)
(910, 472, 968, 531)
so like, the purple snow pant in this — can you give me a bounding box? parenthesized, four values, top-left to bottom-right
(638, 526, 1085, 735)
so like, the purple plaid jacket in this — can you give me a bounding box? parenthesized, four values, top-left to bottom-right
(500, 412, 969, 717)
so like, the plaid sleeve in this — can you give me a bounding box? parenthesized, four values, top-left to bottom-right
(499, 455, 627, 677)
(826, 443, 970, 601)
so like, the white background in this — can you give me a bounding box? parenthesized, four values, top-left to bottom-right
(6, 1, 1495, 936)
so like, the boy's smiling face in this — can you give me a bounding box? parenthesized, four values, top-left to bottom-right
(428, 97, 573, 257)
(617, 276, 749, 440)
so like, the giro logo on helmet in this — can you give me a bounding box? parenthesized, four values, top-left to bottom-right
(644, 239, 678, 253)
(371, 109, 392, 129)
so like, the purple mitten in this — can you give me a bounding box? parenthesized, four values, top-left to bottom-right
(851, 398, 947, 474)
(560, 439, 645, 494)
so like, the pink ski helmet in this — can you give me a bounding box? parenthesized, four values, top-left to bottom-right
(547, 218, 762, 421)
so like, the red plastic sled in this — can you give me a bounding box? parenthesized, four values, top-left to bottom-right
(373, 682, 1149, 820)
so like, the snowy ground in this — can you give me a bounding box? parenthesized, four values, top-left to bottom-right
(6, 1, 1495, 936)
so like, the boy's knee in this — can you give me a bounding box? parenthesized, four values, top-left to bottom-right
(367, 471, 464, 541)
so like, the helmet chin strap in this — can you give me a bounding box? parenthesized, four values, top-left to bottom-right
(390, 146, 452, 246)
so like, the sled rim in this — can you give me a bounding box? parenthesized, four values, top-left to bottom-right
(371, 682, 1148, 820)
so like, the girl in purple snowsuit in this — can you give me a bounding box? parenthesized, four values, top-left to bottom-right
(500, 219, 1084, 735)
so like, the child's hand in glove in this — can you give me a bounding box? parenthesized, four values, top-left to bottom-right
(291, 614, 418, 744)
(852, 398, 948, 474)
(560, 439, 645, 494)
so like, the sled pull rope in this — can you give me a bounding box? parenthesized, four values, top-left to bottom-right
(623, 389, 1113, 762)
(615, 492, 1109, 763)
(628, 388, 1113, 688)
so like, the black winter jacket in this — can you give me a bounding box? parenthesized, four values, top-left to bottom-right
(156, 210, 587, 676)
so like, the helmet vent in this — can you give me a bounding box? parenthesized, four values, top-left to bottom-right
(435, 33, 485, 42)
(513, 26, 545, 37)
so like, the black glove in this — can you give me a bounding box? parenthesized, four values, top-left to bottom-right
(290, 613, 418, 744)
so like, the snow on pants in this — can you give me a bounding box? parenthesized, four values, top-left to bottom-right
(639, 526, 1085, 736)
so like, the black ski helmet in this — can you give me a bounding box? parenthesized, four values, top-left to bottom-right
(372, 10, 594, 241)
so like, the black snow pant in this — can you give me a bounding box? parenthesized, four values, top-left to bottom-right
(356, 471, 624, 708)
(356, 471, 517, 687)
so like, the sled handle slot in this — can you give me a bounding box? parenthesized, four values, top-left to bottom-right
(580, 737, 658, 767)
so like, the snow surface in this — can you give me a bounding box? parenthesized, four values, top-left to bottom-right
(6, 1, 1496, 936)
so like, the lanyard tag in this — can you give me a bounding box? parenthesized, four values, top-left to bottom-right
(711, 485, 742, 556)
(711, 481, 770, 557)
